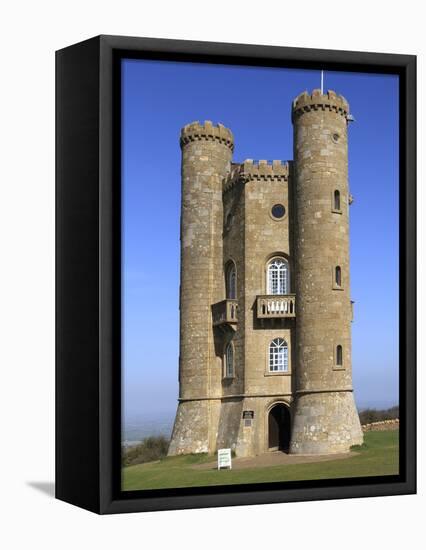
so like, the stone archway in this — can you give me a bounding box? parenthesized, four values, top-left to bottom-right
(268, 403, 291, 452)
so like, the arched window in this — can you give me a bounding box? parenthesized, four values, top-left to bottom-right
(335, 265, 342, 287)
(334, 190, 341, 210)
(269, 338, 289, 372)
(225, 261, 236, 300)
(225, 343, 234, 378)
(267, 258, 290, 295)
(336, 345, 343, 366)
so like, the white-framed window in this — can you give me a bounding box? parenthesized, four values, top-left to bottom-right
(267, 258, 289, 295)
(226, 261, 237, 300)
(225, 342, 234, 378)
(269, 338, 289, 372)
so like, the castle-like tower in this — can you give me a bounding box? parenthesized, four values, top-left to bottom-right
(168, 90, 363, 457)
(290, 90, 363, 453)
(167, 122, 233, 455)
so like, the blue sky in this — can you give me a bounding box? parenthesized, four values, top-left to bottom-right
(122, 59, 399, 426)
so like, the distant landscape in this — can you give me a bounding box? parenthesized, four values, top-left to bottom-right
(358, 405, 399, 425)
(122, 405, 399, 447)
(123, 412, 174, 447)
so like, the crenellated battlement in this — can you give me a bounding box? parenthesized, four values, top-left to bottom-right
(223, 159, 290, 193)
(240, 159, 290, 181)
(292, 89, 349, 122)
(180, 120, 234, 151)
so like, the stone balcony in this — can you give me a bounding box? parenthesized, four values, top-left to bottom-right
(256, 294, 296, 319)
(212, 299, 238, 328)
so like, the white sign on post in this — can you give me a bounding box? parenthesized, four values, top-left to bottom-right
(217, 448, 232, 470)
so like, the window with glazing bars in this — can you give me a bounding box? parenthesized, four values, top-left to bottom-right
(269, 338, 289, 372)
(267, 258, 289, 294)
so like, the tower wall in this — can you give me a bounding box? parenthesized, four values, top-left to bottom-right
(221, 160, 296, 457)
(290, 90, 363, 454)
(222, 165, 247, 402)
(241, 161, 293, 399)
(168, 121, 233, 455)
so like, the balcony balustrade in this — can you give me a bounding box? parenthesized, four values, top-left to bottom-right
(212, 299, 238, 328)
(256, 294, 296, 319)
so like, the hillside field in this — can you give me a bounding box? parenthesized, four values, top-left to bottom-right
(122, 430, 399, 491)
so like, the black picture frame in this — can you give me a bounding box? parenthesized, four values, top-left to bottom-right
(56, 35, 416, 514)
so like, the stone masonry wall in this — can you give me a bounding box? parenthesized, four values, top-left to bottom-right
(290, 90, 363, 454)
(168, 122, 233, 455)
(222, 171, 245, 399)
(222, 160, 295, 456)
(362, 419, 399, 432)
(170, 90, 364, 457)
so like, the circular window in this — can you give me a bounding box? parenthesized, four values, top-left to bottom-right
(271, 204, 286, 219)
(332, 133, 340, 143)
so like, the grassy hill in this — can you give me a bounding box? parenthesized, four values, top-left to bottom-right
(122, 430, 398, 491)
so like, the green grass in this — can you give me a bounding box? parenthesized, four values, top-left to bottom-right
(122, 430, 399, 491)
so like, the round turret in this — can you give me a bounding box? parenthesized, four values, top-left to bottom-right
(180, 120, 234, 151)
(168, 121, 233, 456)
(291, 89, 349, 123)
(290, 90, 363, 455)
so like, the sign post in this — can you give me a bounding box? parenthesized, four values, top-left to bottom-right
(217, 448, 232, 470)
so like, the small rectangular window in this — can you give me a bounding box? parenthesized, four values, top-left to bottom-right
(336, 345, 343, 366)
(335, 266, 342, 286)
(225, 343, 234, 378)
(334, 190, 341, 210)
(332, 189, 342, 213)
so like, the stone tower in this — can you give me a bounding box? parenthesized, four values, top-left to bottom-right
(167, 121, 234, 455)
(290, 90, 363, 453)
(168, 90, 363, 458)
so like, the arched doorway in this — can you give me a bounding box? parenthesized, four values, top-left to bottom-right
(268, 404, 291, 452)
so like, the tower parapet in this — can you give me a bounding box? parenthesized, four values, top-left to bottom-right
(240, 159, 290, 181)
(224, 159, 290, 193)
(292, 89, 349, 122)
(180, 121, 234, 151)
